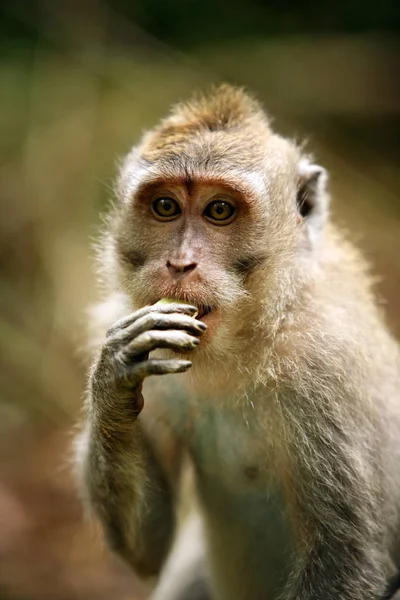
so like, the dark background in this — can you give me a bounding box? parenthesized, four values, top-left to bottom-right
(0, 1, 399, 598)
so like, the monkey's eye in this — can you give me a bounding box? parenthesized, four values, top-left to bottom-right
(204, 200, 236, 224)
(151, 198, 181, 221)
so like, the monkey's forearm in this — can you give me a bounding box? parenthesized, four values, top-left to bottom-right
(79, 403, 175, 577)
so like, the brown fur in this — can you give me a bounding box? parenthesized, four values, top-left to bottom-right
(76, 85, 400, 600)
(141, 84, 271, 157)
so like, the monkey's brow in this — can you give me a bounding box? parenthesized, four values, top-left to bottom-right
(133, 174, 257, 203)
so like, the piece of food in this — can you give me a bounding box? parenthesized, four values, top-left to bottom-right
(156, 298, 199, 317)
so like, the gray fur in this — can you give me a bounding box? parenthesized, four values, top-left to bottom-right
(76, 85, 400, 600)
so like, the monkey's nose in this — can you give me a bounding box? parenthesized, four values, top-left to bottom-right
(166, 260, 198, 278)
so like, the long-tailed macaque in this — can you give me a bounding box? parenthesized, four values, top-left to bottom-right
(76, 85, 400, 600)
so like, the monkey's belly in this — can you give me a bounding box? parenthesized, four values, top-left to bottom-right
(190, 408, 295, 600)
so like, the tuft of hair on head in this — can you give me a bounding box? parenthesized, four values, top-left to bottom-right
(169, 83, 269, 131)
(142, 84, 271, 154)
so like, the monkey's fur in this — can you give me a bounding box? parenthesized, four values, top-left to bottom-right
(76, 85, 400, 600)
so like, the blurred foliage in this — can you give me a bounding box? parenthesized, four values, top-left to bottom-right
(107, 0, 400, 46)
(1, 0, 400, 50)
(0, 1, 399, 599)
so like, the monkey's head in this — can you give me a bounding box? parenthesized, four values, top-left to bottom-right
(105, 85, 329, 363)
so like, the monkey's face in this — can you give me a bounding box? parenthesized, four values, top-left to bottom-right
(115, 177, 253, 342)
(114, 134, 328, 353)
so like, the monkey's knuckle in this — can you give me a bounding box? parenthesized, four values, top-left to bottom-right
(105, 325, 115, 338)
(106, 321, 122, 338)
(155, 317, 168, 330)
(137, 331, 152, 345)
(145, 313, 159, 329)
(103, 331, 123, 356)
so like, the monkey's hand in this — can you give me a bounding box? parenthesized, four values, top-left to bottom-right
(77, 302, 205, 576)
(91, 301, 206, 423)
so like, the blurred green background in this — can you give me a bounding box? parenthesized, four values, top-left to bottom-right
(0, 1, 399, 598)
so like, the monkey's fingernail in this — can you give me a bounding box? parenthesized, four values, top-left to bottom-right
(198, 322, 207, 331)
(187, 307, 198, 315)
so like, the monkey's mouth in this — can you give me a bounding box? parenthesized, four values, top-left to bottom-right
(153, 296, 215, 321)
(196, 305, 214, 320)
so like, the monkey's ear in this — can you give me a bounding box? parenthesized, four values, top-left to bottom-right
(296, 159, 329, 236)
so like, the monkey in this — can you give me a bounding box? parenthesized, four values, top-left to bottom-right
(75, 84, 400, 600)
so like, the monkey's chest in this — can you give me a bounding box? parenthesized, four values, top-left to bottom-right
(188, 408, 295, 600)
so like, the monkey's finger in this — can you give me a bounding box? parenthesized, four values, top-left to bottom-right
(151, 301, 198, 316)
(112, 312, 206, 345)
(125, 358, 192, 381)
(118, 330, 200, 360)
(107, 303, 198, 336)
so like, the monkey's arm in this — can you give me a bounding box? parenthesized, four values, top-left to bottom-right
(77, 303, 205, 577)
(79, 418, 175, 576)
(282, 380, 388, 600)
